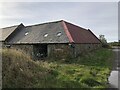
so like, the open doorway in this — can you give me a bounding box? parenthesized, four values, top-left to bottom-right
(33, 44, 47, 59)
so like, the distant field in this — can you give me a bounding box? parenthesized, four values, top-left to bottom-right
(1, 48, 113, 88)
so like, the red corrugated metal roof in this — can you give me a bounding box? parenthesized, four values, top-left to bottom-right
(62, 21, 74, 43)
(62, 20, 101, 44)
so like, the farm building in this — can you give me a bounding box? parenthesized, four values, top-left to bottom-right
(0, 20, 101, 60)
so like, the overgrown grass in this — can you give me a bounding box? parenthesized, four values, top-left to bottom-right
(1, 48, 113, 88)
(75, 48, 113, 68)
(37, 48, 113, 88)
(2, 49, 50, 88)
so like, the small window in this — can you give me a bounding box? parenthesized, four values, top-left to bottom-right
(44, 33, 48, 37)
(25, 32, 29, 36)
(56, 32, 62, 37)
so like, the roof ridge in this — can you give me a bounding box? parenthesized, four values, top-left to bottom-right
(61, 20, 74, 43)
(63, 21, 88, 31)
(26, 20, 64, 27)
(0, 25, 19, 29)
(0, 23, 24, 29)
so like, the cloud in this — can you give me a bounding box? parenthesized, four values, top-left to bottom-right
(0, 2, 118, 42)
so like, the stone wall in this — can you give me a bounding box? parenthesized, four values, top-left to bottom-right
(1, 41, 5, 48)
(11, 44, 34, 59)
(48, 43, 102, 59)
(74, 43, 102, 57)
(2, 43, 101, 60)
(48, 44, 73, 59)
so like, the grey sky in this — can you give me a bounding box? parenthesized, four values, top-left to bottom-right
(0, 2, 118, 42)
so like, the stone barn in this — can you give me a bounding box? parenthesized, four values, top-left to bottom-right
(0, 20, 101, 60)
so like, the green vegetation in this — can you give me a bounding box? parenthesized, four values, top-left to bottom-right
(99, 35, 110, 48)
(2, 49, 49, 88)
(1, 48, 113, 88)
(109, 42, 120, 47)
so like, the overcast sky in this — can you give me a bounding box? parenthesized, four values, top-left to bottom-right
(0, 2, 118, 42)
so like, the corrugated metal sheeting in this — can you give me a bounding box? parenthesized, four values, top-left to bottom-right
(0, 20, 101, 44)
(64, 21, 101, 44)
(8, 21, 69, 44)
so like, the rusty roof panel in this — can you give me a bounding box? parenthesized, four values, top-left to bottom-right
(64, 21, 101, 44)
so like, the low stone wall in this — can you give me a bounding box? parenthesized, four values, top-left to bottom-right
(11, 44, 34, 59)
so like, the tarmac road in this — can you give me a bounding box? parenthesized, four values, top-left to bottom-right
(108, 48, 120, 89)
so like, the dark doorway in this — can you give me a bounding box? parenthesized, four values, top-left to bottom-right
(33, 44, 47, 59)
